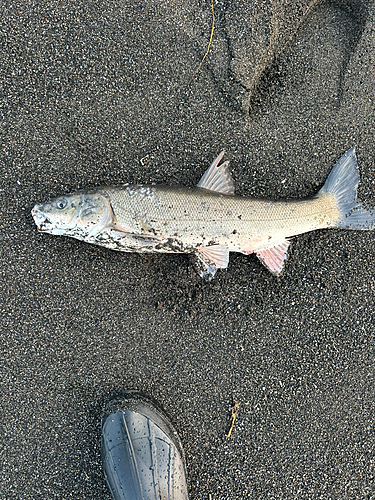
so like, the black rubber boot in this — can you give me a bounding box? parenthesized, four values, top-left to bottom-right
(101, 392, 189, 500)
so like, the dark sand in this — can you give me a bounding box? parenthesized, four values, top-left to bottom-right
(1, 1, 375, 498)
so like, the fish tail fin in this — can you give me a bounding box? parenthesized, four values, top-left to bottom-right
(318, 147, 375, 230)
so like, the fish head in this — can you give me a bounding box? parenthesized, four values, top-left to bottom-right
(32, 191, 113, 240)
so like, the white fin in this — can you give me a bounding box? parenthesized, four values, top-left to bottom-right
(195, 259, 218, 281)
(319, 147, 375, 230)
(256, 240, 290, 276)
(194, 244, 229, 281)
(197, 244, 230, 268)
(197, 151, 235, 195)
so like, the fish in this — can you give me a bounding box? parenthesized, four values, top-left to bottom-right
(32, 148, 375, 280)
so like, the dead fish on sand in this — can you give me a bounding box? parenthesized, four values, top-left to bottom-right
(32, 148, 375, 280)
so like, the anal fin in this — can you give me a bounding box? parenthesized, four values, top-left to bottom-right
(256, 240, 290, 276)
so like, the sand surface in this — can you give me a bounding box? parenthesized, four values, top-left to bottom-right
(1, 1, 375, 498)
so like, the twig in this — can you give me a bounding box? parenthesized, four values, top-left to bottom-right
(189, 0, 215, 84)
(226, 401, 239, 438)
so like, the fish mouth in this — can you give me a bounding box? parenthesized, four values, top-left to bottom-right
(31, 206, 57, 232)
(31, 205, 80, 236)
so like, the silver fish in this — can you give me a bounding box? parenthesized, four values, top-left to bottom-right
(32, 148, 375, 279)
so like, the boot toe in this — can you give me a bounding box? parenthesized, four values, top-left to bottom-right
(101, 393, 188, 500)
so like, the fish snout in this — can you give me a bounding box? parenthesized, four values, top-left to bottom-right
(31, 205, 53, 231)
(32, 205, 44, 225)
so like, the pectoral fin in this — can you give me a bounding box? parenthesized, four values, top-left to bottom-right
(255, 240, 290, 276)
(194, 244, 230, 281)
(94, 228, 162, 252)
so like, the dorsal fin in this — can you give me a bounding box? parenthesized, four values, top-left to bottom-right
(197, 151, 235, 195)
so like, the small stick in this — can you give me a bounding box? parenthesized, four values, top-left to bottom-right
(226, 401, 239, 438)
(189, 0, 215, 84)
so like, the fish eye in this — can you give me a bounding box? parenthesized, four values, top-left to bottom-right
(56, 198, 68, 209)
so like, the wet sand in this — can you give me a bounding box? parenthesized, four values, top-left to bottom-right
(1, 1, 375, 498)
